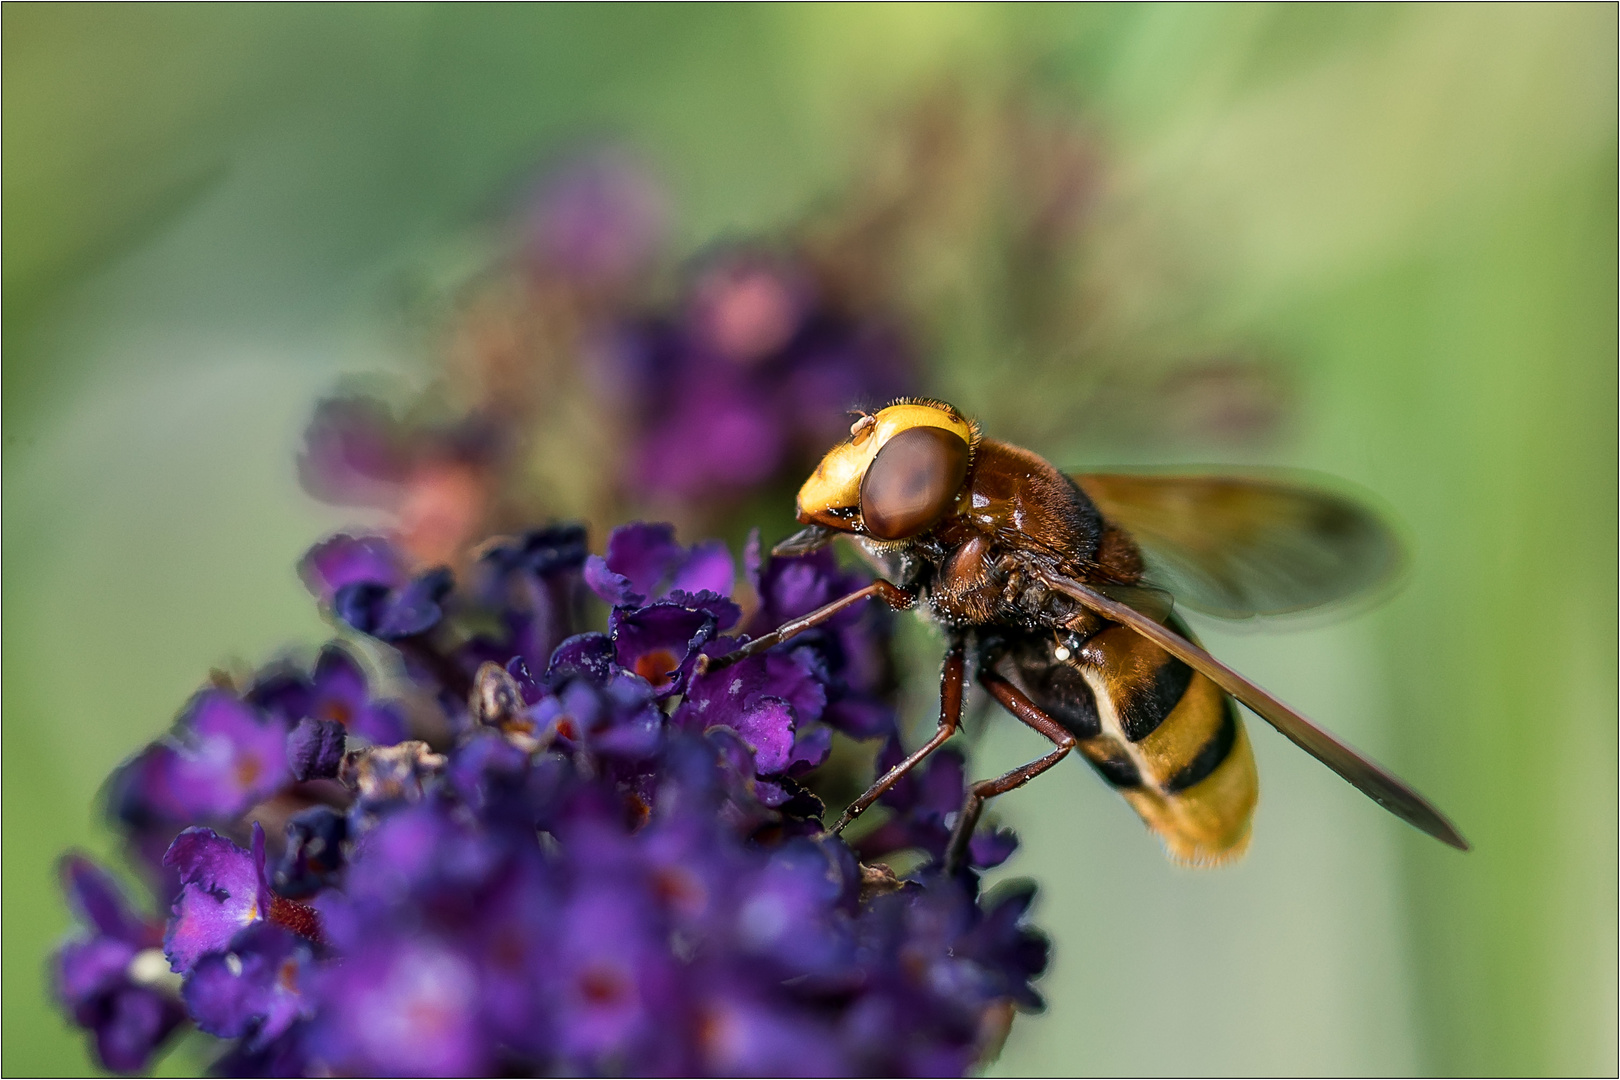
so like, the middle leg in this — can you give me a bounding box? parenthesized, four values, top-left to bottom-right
(831, 636, 966, 834)
(944, 668, 1077, 872)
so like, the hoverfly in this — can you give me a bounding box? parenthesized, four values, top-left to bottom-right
(700, 399, 1467, 866)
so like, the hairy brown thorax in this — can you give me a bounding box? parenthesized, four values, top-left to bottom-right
(893, 438, 1141, 630)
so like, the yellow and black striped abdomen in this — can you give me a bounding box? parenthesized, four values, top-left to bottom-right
(1001, 623, 1258, 865)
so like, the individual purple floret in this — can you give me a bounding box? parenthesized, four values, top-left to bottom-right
(840, 873, 1048, 1073)
(273, 806, 348, 898)
(336, 568, 454, 642)
(52, 856, 186, 1074)
(269, 644, 407, 747)
(477, 524, 591, 674)
(182, 921, 313, 1049)
(151, 690, 293, 822)
(676, 647, 831, 776)
(531, 672, 666, 762)
(299, 534, 405, 602)
(300, 534, 452, 641)
(608, 602, 717, 698)
(953, 880, 1050, 1012)
(585, 522, 736, 608)
(579, 523, 744, 700)
(163, 824, 321, 974)
(163, 825, 275, 973)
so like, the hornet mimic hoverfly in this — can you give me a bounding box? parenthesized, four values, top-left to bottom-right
(699, 399, 1468, 867)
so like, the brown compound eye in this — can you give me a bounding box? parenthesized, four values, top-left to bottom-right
(859, 426, 970, 540)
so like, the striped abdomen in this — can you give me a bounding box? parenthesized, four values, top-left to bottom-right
(997, 621, 1258, 865)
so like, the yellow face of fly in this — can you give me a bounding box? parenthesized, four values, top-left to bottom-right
(796, 401, 975, 534)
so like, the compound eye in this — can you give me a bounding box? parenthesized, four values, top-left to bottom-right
(860, 426, 970, 541)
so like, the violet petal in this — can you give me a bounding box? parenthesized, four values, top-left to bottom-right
(725, 696, 796, 776)
(162, 825, 270, 974)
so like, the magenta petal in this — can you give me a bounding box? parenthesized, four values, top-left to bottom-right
(669, 540, 735, 598)
(162, 826, 269, 973)
(353, 702, 407, 746)
(918, 749, 968, 816)
(969, 826, 1019, 870)
(763, 651, 828, 727)
(61, 856, 149, 945)
(550, 633, 617, 684)
(183, 923, 310, 1046)
(602, 522, 684, 602)
(667, 589, 742, 632)
(786, 723, 833, 774)
(584, 554, 637, 606)
(762, 558, 837, 621)
(311, 645, 368, 713)
(299, 534, 406, 601)
(57, 936, 137, 1008)
(726, 696, 796, 775)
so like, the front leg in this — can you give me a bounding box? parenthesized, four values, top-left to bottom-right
(694, 579, 917, 677)
(944, 667, 1077, 873)
(830, 637, 966, 834)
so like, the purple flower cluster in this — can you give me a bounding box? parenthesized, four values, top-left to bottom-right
(296, 153, 917, 544)
(55, 522, 1047, 1076)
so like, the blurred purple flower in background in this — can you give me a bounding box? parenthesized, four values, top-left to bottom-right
(609, 248, 913, 508)
(295, 148, 921, 552)
(522, 145, 671, 288)
(53, 857, 185, 1073)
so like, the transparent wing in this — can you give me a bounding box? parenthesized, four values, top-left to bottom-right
(1037, 568, 1469, 851)
(1074, 472, 1404, 619)
(1093, 581, 1178, 624)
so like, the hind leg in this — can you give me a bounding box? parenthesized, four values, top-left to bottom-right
(945, 668, 1076, 872)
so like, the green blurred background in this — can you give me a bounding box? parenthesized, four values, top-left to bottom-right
(4, 5, 1614, 1075)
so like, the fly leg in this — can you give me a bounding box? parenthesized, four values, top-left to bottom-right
(694, 580, 916, 677)
(830, 638, 965, 834)
(944, 669, 1077, 873)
